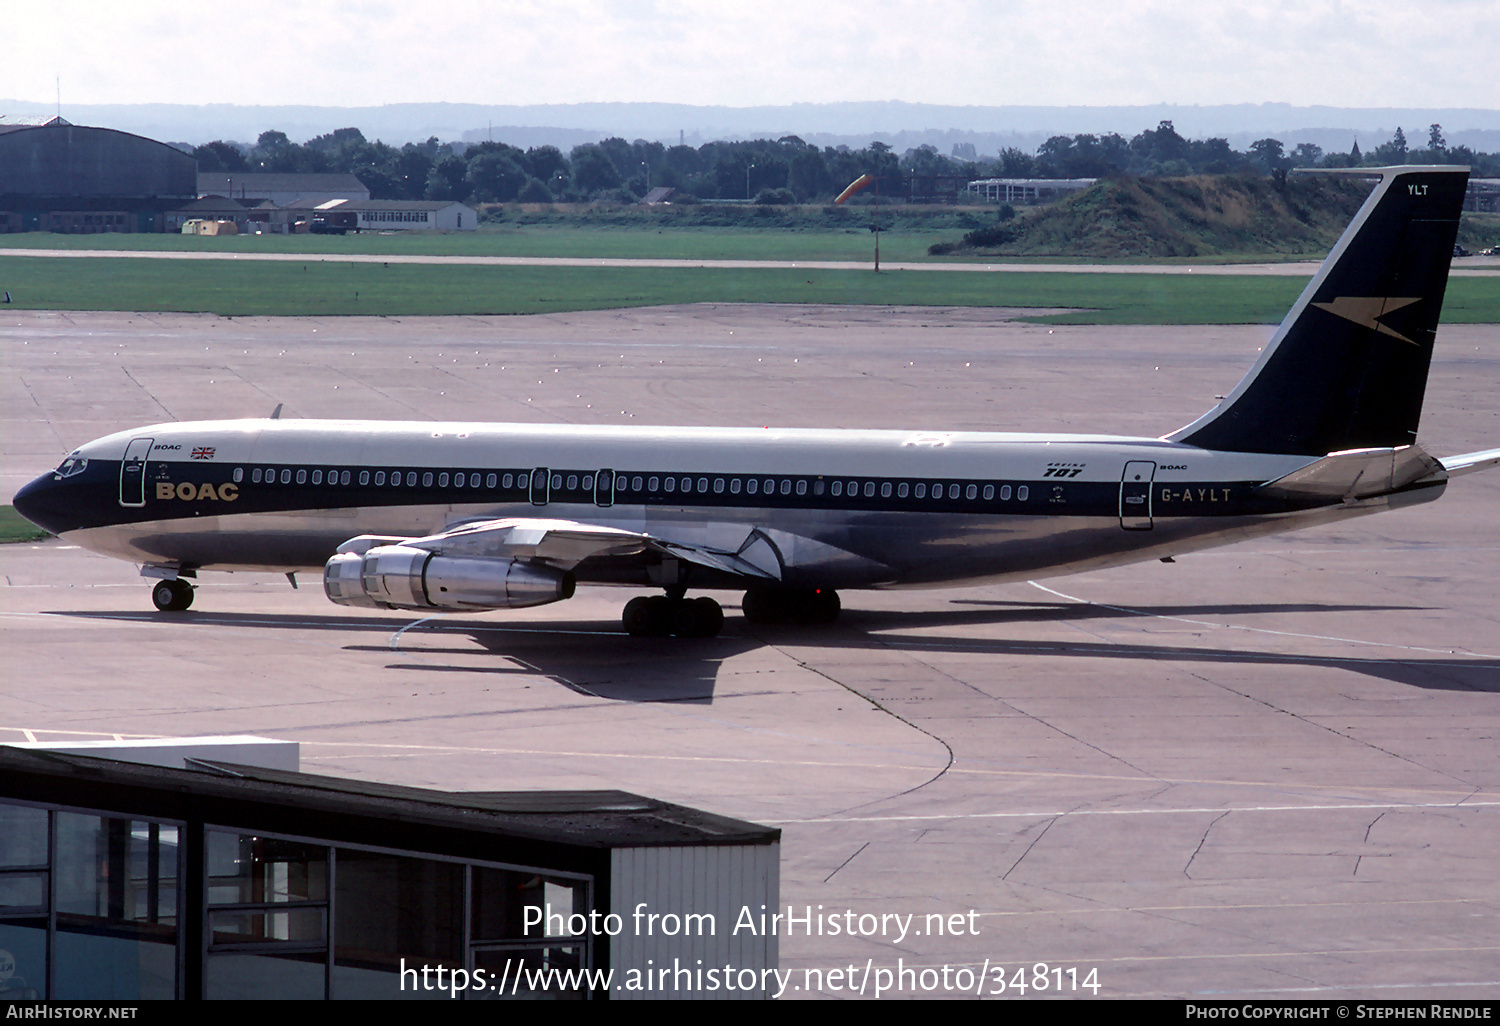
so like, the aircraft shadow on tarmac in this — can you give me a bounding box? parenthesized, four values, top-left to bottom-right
(58, 597, 1500, 698)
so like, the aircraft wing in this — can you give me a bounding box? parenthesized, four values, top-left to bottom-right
(1437, 447, 1500, 478)
(336, 516, 785, 583)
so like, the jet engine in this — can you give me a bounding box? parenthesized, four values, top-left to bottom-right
(324, 543, 575, 611)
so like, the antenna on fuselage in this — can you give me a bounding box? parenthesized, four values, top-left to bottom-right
(270, 403, 283, 420)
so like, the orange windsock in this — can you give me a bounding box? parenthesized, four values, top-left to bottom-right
(834, 173, 875, 204)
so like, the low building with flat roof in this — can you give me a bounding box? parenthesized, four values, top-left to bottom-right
(0, 745, 779, 1000)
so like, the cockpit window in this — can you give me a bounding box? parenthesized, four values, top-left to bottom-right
(54, 454, 88, 479)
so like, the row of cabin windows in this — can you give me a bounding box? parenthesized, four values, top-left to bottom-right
(232, 466, 1029, 503)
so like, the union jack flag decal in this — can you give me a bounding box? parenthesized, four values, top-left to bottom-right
(191, 447, 216, 460)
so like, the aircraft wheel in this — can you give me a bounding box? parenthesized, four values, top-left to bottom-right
(673, 596, 724, 638)
(801, 588, 840, 625)
(741, 588, 787, 625)
(622, 595, 671, 637)
(151, 579, 194, 612)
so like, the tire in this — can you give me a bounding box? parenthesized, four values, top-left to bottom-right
(673, 596, 724, 638)
(151, 579, 193, 612)
(623, 595, 670, 637)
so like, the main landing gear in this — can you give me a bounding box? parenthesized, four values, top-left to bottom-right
(150, 578, 195, 612)
(742, 587, 840, 626)
(622, 591, 725, 638)
(620, 586, 843, 638)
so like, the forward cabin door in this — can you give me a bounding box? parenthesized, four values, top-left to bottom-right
(119, 437, 154, 507)
(1119, 461, 1156, 530)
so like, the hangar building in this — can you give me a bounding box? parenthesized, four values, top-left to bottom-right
(0, 117, 197, 233)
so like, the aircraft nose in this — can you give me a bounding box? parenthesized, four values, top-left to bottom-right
(11, 472, 67, 536)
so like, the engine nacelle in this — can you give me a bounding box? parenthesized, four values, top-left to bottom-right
(323, 544, 576, 611)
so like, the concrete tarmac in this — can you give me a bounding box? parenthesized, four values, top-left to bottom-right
(3, 307, 1498, 999)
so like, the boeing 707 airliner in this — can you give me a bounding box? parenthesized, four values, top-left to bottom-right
(13, 167, 1498, 638)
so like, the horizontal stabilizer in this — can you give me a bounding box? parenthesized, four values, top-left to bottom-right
(1438, 447, 1500, 478)
(1256, 444, 1444, 503)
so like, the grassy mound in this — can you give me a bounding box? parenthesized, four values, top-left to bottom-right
(931, 174, 1376, 259)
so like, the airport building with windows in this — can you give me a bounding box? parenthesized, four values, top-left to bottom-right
(0, 744, 780, 1000)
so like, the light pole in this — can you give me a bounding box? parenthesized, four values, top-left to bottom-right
(746, 163, 756, 200)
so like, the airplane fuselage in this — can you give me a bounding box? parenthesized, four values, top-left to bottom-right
(16, 418, 1444, 593)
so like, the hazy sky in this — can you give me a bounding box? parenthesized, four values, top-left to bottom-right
(4, 0, 1491, 110)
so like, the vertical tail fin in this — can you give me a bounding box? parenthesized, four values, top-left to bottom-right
(1169, 166, 1468, 456)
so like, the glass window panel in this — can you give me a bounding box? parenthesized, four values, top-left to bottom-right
(439, 473, 449, 487)
(967, 484, 978, 499)
(631, 476, 642, 491)
(915, 483, 926, 498)
(469, 945, 587, 1000)
(423, 472, 434, 487)
(311, 470, 322, 485)
(549, 474, 561, 489)
(375, 472, 386, 486)
(648, 476, 659, 491)
(880, 482, 892, 498)
(566, 475, 577, 490)
(279, 470, 291, 484)
(210, 908, 326, 945)
(984, 485, 994, 500)
(780, 480, 791, 495)
(713, 478, 724, 494)
(406, 472, 417, 487)
(207, 951, 326, 1001)
(55, 924, 176, 999)
(663, 476, 675, 493)
(950, 484, 961, 499)
(1018, 485, 1029, 501)
(252, 468, 262, 483)
(583, 475, 593, 489)
(864, 482, 875, 497)
(830, 481, 842, 497)
(730, 478, 741, 494)
(295, 469, 306, 485)
(1001, 485, 1012, 500)
(0, 803, 47, 867)
(332, 849, 461, 998)
(898, 482, 909, 498)
(763, 479, 774, 494)
(207, 833, 327, 905)
(745, 479, 757, 495)
(0, 919, 46, 999)
(813, 480, 824, 495)
(0, 872, 46, 909)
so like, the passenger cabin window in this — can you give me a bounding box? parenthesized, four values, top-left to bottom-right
(360, 471, 370, 485)
(252, 469, 262, 483)
(423, 472, 433, 487)
(1000, 485, 1012, 500)
(341, 471, 351, 485)
(406, 472, 417, 487)
(311, 470, 322, 485)
(280, 470, 291, 484)
(1018, 486, 1029, 501)
(233, 468, 243, 483)
(898, 482, 908, 498)
(375, 472, 386, 486)
(487, 473, 497, 488)
(730, 478, 741, 494)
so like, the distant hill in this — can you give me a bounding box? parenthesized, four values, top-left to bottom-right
(932, 174, 1378, 259)
(2, 98, 1497, 153)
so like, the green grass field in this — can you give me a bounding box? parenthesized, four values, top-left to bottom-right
(2, 252, 1496, 323)
(0, 505, 48, 543)
(0, 225, 1332, 266)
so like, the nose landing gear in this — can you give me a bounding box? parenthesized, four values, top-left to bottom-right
(150, 578, 195, 612)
